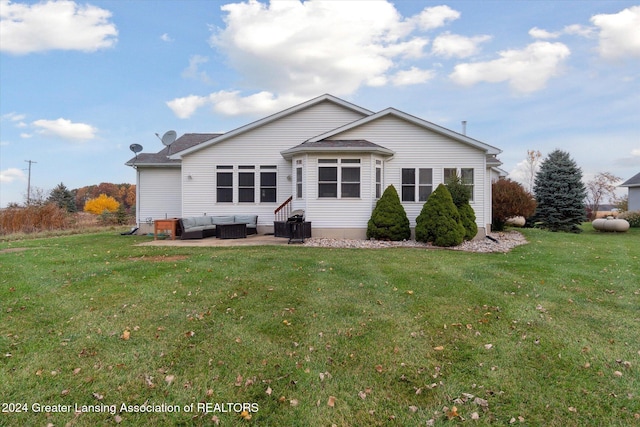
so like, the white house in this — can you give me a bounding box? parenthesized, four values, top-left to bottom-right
(620, 171, 640, 211)
(126, 94, 503, 239)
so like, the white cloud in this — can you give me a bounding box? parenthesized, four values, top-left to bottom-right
(591, 6, 640, 60)
(431, 32, 491, 58)
(0, 0, 117, 54)
(2, 111, 26, 122)
(166, 95, 211, 119)
(411, 5, 460, 30)
(0, 168, 26, 183)
(165, 1, 462, 118)
(528, 27, 561, 39)
(32, 118, 97, 141)
(615, 148, 640, 167)
(167, 90, 305, 118)
(181, 55, 211, 83)
(449, 41, 571, 93)
(160, 33, 173, 42)
(391, 67, 435, 86)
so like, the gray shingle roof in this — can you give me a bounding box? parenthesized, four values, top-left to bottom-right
(620, 171, 640, 187)
(281, 139, 394, 159)
(126, 133, 222, 166)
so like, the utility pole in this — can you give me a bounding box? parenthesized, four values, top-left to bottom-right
(25, 159, 37, 205)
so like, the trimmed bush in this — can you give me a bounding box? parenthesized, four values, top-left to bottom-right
(619, 210, 640, 228)
(367, 185, 411, 241)
(446, 175, 477, 240)
(415, 184, 465, 247)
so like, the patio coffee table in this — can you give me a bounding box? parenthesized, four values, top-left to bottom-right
(216, 223, 247, 239)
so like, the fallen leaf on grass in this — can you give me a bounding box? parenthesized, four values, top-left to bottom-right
(185, 331, 195, 338)
(434, 346, 444, 351)
(92, 392, 104, 400)
(327, 396, 336, 407)
(484, 344, 493, 350)
(446, 406, 459, 419)
(375, 365, 383, 373)
(61, 389, 70, 396)
(290, 399, 299, 407)
(165, 375, 175, 385)
(471, 412, 480, 420)
(266, 386, 272, 396)
(114, 415, 122, 423)
(240, 410, 252, 420)
(121, 330, 130, 340)
(358, 391, 367, 400)
(614, 371, 623, 377)
(409, 405, 418, 413)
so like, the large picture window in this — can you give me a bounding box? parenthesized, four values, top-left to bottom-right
(318, 159, 360, 198)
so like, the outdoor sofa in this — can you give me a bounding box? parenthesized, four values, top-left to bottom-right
(179, 215, 258, 239)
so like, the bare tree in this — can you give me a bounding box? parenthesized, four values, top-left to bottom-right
(524, 149, 542, 193)
(585, 172, 622, 220)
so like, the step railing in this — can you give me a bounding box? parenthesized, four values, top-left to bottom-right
(274, 195, 293, 222)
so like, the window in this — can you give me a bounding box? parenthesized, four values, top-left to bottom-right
(402, 168, 433, 201)
(216, 166, 233, 203)
(260, 167, 277, 203)
(461, 168, 474, 201)
(418, 168, 433, 201)
(401, 168, 415, 202)
(318, 159, 338, 198)
(375, 161, 382, 199)
(444, 168, 474, 201)
(318, 159, 360, 198)
(341, 159, 360, 198)
(296, 166, 303, 199)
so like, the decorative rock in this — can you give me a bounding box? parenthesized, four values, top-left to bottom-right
(592, 218, 630, 232)
(303, 231, 528, 253)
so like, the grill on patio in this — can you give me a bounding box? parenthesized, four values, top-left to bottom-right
(287, 210, 307, 244)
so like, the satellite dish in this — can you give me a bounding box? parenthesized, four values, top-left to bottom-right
(161, 130, 177, 146)
(129, 143, 143, 154)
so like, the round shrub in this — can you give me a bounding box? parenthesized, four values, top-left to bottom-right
(619, 210, 640, 228)
(367, 185, 411, 241)
(415, 184, 465, 247)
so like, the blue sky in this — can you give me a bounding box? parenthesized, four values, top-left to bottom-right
(1, 0, 638, 207)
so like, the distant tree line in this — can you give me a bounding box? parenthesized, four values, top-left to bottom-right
(45, 182, 135, 214)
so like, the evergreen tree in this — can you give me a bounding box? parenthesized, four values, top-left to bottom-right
(47, 182, 77, 212)
(533, 149, 587, 233)
(367, 185, 411, 241)
(445, 174, 477, 240)
(415, 184, 465, 247)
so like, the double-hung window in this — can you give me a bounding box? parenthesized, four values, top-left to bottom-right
(216, 166, 233, 203)
(318, 159, 360, 198)
(238, 166, 255, 203)
(260, 165, 277, 203)
(402, 168, 432, 202)
(296, 160, 303, 199)
(444, 167, 474, 201)
(375, 160, 382, 199)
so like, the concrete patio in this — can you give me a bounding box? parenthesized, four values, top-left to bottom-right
(136, 233, 293, 247)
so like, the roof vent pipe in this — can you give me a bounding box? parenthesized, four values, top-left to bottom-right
(461, 121, 467, 135)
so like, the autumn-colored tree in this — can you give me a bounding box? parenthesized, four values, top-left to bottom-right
(492, 179, 537, 231)
(84, 194, 120, 215)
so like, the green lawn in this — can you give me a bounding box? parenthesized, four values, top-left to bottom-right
(1, 225, 638, 426)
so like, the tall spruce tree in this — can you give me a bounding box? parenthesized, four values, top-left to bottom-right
(533, 149, 587, 233)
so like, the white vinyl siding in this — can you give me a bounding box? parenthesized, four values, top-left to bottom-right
(325, 115, 488, 228)
(180, 100, 367, 223)
(137, 168, 182, 223)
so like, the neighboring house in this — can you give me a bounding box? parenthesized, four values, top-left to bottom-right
(620, 171, 640, 211)
(126, 94, 503, 239)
